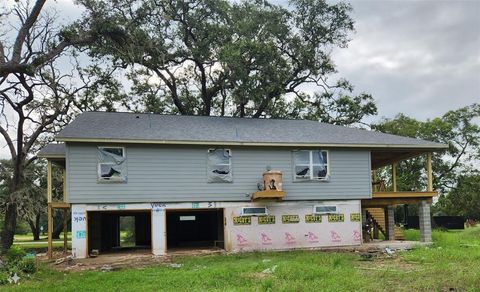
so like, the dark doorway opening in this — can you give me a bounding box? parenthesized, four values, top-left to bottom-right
(166, 209, 224, 250)
(87, 211, 151, 255)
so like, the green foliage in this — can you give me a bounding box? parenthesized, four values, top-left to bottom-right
(0, 273, 9, 285)
(0, 159, 51, 240)
(0, 246, 38, 285)
(373, 103, 480, 194)
(5, 246, 26, 264)
(14, 222, 30, 236)
(19, 258, 37, 274)
(79, 0, 376, 124)
(119, 217, 136, 247)
(435, 174, 480, 219)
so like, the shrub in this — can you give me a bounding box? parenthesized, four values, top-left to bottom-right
(6, 246, 26, 264)
(19, 258, 36, 274)
(14, 222, 30, 235)
(0, 272, 9, 285)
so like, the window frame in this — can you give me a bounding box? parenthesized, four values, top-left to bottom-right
(207, 148, 233, 183)
(241, 207, 268, 217)
(97, 146, 127, 182)
(313, 205, 338, 215)
(292, 150, 330, 181)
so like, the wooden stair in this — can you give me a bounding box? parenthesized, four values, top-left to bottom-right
(365, 208, 405, 241)
(394, 226, 405, 240)
(366, 208, 386, 234)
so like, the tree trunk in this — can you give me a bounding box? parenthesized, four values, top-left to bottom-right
(27, 214, 41, 241)
(1, 202, 18, 251)
(52, 212, 70, 239)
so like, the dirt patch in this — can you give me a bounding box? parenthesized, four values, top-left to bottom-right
(39, 248, 225, 272)
(246, 272, 271, 280)
(356, 256, 423, 273)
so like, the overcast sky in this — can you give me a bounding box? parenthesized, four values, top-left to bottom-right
(0, 0, 479, 158)
(330, 0, 480, 122)
(25, 0, 480, 122)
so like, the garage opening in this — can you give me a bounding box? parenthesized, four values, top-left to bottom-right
(87, 210, 151, 255)
(166, 209, 224, 250)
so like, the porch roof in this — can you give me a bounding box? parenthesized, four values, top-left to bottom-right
(38, 143, 66, 159)
(371, 148, 434, 169)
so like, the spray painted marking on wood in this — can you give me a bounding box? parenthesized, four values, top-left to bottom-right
(76, 231, 86, 239)
(73, 216, 86, 223)
(151, 203, 167, 213)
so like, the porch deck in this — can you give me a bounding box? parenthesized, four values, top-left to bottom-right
(363, 191, 436, 207)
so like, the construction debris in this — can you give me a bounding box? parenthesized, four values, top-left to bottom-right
(54, 256, 73, 265)
(168, 263, 183, 269)
(100, 265, 113, 272)
(359, 253, 375, 261)
(262, 265, 278, 274)
(384, 247, 395, 256)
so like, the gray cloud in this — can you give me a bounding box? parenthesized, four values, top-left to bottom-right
(331, 0, 480, 122)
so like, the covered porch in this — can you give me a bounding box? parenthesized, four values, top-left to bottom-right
(363, 149, 441, 243)
(37, 143, 69, 259)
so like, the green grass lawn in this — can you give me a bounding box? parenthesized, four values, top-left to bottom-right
(12, 233, 72, 252)
(14, 233, 72, 242)
(4, 227, 480, 291)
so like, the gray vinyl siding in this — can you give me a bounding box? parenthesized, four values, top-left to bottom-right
(67, 143, 372, 203)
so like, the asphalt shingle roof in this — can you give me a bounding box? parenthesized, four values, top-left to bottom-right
(37, 143, 66, 158)
(54, 112, 447, 149)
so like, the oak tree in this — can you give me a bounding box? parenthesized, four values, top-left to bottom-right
(81, 0, 376, 124)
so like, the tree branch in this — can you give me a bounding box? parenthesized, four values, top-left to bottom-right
(0, 41, 6, 65)
(152, 67, 186, 114)
(11, 0, 47, 63)
(0, 125, 16, 160)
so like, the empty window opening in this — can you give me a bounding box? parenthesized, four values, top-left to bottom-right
(87, 211, 151, 255)
(119, 216, 136, 248)
(167, 209, 224, 250)
(207, 149, 232, 183)
(97, 147, 127, 182)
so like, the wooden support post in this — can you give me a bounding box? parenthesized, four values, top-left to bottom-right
(47, 160, 53, 259)
(63, 169, 67, 202)
(427, 153, 433, 192)
(47, 160, 52, 203)
(372, 169, 378, 192)
(373, 223, 379, 239)
(64, 209, 68, 254)
(392, 162, 397, 192)
(47, 204, 53, 259)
